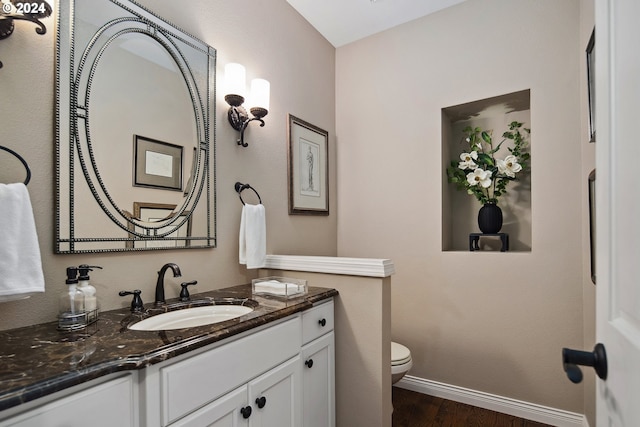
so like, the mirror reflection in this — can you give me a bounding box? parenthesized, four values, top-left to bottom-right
(56, 0, 216, 253)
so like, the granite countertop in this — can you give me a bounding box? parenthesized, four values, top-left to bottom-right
(0, 284, 337, 412)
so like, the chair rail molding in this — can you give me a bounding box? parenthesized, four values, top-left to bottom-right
(263, 255, 395, 278)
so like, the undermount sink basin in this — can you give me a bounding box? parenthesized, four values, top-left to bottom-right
(129, 305, 254, 331)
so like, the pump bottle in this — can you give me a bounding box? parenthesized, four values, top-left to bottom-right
(58, 267, 86, 331)
(77, 264, 102, 323)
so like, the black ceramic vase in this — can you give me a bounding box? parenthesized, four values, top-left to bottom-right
(478, 203, 503, 234)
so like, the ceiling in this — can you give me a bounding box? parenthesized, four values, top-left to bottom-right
(286, 0, 467, 47)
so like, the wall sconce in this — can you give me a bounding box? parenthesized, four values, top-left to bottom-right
(224, 63, 270, 147)
(0, 0, 52, 69)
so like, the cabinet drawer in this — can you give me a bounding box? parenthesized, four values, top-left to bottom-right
(0, 374, 136, 427)
(161, 317, 301, 425)
(302, 300, 334, 345)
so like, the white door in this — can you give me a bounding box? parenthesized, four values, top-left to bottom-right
(595, 0, 640, 425)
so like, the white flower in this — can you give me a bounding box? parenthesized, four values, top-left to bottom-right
(466, 168, 492, 188)
(497, 155, 522, 178)
(458, 151, 478, 170)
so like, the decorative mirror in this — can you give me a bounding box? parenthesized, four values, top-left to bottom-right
(55, 0, 216, 253)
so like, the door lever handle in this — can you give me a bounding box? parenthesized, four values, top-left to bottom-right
(562, 343, 607, 383)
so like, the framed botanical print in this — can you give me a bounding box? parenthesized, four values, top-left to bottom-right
(287, 114, 329, 215)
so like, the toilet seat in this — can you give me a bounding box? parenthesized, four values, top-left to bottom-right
(391, 341, 412, 366)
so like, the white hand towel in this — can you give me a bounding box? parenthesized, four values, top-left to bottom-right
(0, 183, 45, 300)
(239, 203, 266, 269)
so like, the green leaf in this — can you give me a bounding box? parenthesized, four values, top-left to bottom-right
(481, 131, 492, 144)
(509, 121, 523, 130)
(489, 140, 505, 154)
(477, 152, 494, 167)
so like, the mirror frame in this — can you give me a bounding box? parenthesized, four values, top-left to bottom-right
(55, 0, 216, 253)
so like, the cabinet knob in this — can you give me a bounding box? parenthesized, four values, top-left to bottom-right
(305, 359, 314, 368)
(318, 318, 326, 327)
(255, 396, 267, 408)
(240, 406, 252, 418)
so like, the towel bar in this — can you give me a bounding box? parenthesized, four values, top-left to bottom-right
(234, 182, 262, 205)
(0, 145, 31, 185)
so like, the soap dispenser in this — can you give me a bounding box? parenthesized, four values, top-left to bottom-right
(77, 264, 102, 324)
(58, 267, 87, 331)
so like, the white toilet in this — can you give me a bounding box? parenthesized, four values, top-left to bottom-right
(391, 341, 413, 384)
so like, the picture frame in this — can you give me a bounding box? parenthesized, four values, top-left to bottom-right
(586, 27, 596, 143)
(588, 169, 596, 284)
(133, 135, 183, 191)
(287, 114, 329, 215)
(126, 202, 192, 248)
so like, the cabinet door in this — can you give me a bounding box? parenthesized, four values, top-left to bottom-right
(248, 356, 302, 427)
(302, 332, 335, 427)
(170, 385, 248, 427)
(159, 318, 301, 426)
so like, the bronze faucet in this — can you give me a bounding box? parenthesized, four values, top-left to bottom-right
(155, 263, 182, 305)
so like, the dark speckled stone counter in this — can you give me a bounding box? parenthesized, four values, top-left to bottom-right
(0, 284, 337, 412)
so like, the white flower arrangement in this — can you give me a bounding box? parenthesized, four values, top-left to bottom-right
(447, 121, 530, 205)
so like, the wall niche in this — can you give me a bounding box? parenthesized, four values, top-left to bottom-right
(442, 89, 532, 252)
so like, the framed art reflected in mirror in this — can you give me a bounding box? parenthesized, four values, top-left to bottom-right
(133, 135, 183, 191)
(126, 202, 192, 249)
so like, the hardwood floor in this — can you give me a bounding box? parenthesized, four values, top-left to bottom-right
(392, 387, 553, 427)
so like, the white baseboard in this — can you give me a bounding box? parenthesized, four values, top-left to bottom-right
(396, 375, 589, 427)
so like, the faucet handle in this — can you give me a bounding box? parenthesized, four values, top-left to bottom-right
(179, 280, 198, 302)
(119, 290, 144, 312)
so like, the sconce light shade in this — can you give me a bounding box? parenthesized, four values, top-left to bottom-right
(224, 63, 270, 147)
(224, 63, 246, 103)
(248, 78, 270, 119)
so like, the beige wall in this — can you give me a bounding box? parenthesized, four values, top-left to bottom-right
(336, 0, 586, 413)
(0, 0, 337, 330)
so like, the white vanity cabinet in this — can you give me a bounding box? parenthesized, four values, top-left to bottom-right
(143, 299, 334, 427)
(301, 301, 335, 427)
(0, 298, 334, 427)
(0, 373, 138, 427)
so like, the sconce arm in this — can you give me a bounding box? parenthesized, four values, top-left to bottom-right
(0, 12, 49, 68)
(237, 117, 266, 147)
(0, 14, 47, 38)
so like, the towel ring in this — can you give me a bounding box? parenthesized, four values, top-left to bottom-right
(234, 182, 262, 205)
(0, 145, 31, 185)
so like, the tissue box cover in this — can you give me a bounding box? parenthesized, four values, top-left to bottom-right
(252, 276, 308, 299)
